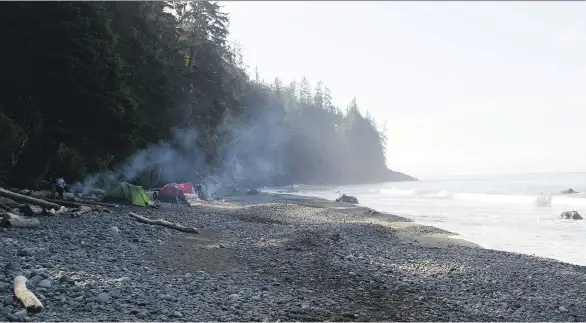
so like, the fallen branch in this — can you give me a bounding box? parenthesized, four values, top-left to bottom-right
(0, 202, 11, 211)
(72, 205, 92, 218)
(128, 212, 198, 234)
(0, 188, 59, 210)
(13, 276, 43, 312)
(40, 197, 116, 209)
(1, 212, 41, 228)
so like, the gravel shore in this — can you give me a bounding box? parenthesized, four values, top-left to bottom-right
(1, 192, 586, 321)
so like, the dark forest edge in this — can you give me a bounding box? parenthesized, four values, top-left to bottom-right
(0, 1, 416, 193)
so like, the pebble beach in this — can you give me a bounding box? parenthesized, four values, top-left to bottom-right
(1, 192, 586, 321)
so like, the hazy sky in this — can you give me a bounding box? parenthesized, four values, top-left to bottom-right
(221, 1, 586, 179)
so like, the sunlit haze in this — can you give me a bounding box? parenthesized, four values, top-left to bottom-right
(222, 1, 586, 179)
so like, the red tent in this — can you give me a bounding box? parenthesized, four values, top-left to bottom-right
(159, 182, 194, 199)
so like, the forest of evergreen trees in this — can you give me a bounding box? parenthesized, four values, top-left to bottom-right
(0, 1, 415, 190)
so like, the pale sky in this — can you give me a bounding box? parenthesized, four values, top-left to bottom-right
(221, 1, 586, 179)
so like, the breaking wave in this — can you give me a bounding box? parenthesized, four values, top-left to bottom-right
(379, 187, 586, 208)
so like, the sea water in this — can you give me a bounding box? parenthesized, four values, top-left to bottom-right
(266, 172, 586, 266)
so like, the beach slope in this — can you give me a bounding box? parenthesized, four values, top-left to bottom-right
(1, 192, 585, 321)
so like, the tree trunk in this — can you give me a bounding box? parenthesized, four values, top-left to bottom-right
(6, 130, 60, 189)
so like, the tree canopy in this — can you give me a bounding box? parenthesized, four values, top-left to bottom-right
(0, 1, 415, 190)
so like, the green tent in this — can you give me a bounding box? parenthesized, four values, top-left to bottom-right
(103, 182, 152, 207)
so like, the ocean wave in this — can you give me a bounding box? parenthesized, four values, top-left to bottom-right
(379, 188, 452, 199)
(533, 195, 552, 207)
(380, 187, 586, 208)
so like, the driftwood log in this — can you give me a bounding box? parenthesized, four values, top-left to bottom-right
(0, 188, 60, 210)
(40, 197, 116, 209)
(49, 198, 118, 207)
(72, 205, 92, 218)
(13, 275, 44, 312)
(1, 212, 41, 228)
(0, 202, 11, 211)
(128, 212, 198, 234)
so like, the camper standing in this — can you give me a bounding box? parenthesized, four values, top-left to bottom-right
(56, 177, 66, 199)
(174, 183, 180, 204)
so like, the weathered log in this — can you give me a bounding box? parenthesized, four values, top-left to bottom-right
(0, 188, 59, 210)
(0, 202, 11, 211)
(72, 205, 92, 218)
(1, 212, 41, 228)
(40, 197, 116, 209)
(69, 198, 117, 208)
(128, 212, 198, 234)
(13, 275, 44, 312)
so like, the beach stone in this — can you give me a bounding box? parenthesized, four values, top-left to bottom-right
(96, 293, 111, 303)
(3, 296, 13, 306)
(110, 226, 120, 234)
(59, 275, 70, 283)
(17, 248, 32, 257)
(171, 311, 182, 318)
(14, 309, 27, 318)
(37, 279, 51, 288)
(4, 263, 18, 272)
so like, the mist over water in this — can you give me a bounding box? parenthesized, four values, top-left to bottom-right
(267, 172, 586, 266)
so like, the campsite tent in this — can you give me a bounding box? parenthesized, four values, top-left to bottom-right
(159, 182, 194, 200)
(103, 182, 152, 207)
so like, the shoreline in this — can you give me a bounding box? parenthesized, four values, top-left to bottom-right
(238, 192, 484, 250)
(2, 191, 586, 321)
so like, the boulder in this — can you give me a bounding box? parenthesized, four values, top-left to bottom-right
(335, 194, 359, 204)
(560, 211, 583, 220)
(246, 189, 260, 196)
(561, 188, 578, 194)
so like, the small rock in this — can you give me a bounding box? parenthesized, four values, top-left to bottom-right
(560, 306, 568, 312)
(110, 226, 120, 234)
(137, 312, 147, 319)
(3, 296, 13, 306)
(171, 311, 182, 318)
(59, 275, 70, 283)
(17, 248, 32, 257)
(118, 277, 130, 282)
(4, 263, 18, 271)
(96, 293, 111, 303)
(14, 309, 27, 318)
(228, 294, 240, 301)
(37, 280, 51, 288)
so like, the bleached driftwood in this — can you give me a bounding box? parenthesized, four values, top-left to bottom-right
(39, 196, 117, 208)
(0, 188, 59, 210)
(72, 205, 92, 218)
(128, 212, 198, 234)
(1, 212, 41, 228)
(13, 275, 44, 312)
(0, 201, 11, 211)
